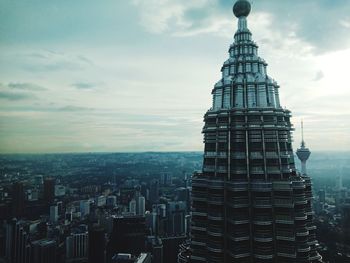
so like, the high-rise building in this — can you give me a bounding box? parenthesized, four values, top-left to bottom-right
(149, 180, 159, 204)
(12, 182, 26, 217)
(145, 211, 158, 236)
(167, 201, 186, 236)
(34, 175, 44, 186)
(107, 196, 117, 208)
(31, 239, 57, 263)
(132, 190, 146, 216)
(107, 216, 148, 262)
(318, 190, 326, 204)
(152, 204, 167, 237)
(129, 199, 137, 215)
(66, 229, 89, 262)
(0, 228, 5, 259)
(43, 178, 55, 206)
(141, 183, 149, 201)
(179, 1, 322, 262)
(80, 200, 90, 218)
(335, 170, 343, 191)
(175, 187, 191, 213)
(96, 195, 107, 207)
(49, 205, 58, 223)
(5, 219, 31, 263)
(161, 173, 172, 186)
(137, 196, 146, 216)
(146, 236, 163, 263)
(162, 236, 186, 263)
(88, 225, 106, 263)
(54, 185, 66, 197)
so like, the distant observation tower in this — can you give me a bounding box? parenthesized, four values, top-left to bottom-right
(296, 121, 311, 175)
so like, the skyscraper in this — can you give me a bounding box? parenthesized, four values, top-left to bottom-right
(107, 216, 148, 262)
(180, 1, 322, 262)
(12, 182, 25, 217)
(66, 228, 89, 262)
(137, 195, 146, 216)
(88, 225, 106, 263)
(167, 201, 186, 236)
(5, 219, 30, 263)
(149, 180, 159, 204)
(49, 205, 58, 223)
(43, 178, 55, 206)
(31, 239, 57, 263)
(80, 200, 91, 218)
(129, 199, 137, 215)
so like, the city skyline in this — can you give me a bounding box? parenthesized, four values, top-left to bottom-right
(1, 0, 350, 153)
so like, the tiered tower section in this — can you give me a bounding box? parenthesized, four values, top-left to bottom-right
(181, 1, 323, 263)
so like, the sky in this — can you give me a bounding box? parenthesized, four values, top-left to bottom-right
(0, 0, 350, 153)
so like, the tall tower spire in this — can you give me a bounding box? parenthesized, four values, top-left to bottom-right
(179, 1, 322, 262)
(233, 0, 251, 30)
(301, 119, 306, 147)
(296, 121, 311, 175)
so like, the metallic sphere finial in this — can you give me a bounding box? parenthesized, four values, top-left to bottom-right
(233, 0, 251, 18)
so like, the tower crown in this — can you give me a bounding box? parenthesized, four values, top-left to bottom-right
(211, 0, 281, 111)
(233, 0, 251, 18)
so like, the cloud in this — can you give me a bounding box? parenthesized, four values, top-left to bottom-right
(8, 82, 47, 91)
(340, 19, 350, 28)
(0, 91, 36, 101)
(18, 50, 94, 73)
(77, 55, 94, 65)
(256, 0, 350, 54)
(71, 82, 98, 90)
(132, 0, 213, 34)
(57, 105, 95, 112)
(0, 82, 45, 101)
(313, 71, 324, 81)
(131, 0, 350, 54)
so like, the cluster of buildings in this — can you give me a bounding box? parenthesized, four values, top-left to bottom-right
(0, 165, 193, 263)
(312, 171, 350, 261)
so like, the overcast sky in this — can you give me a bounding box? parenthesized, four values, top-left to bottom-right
(0, 0, 349, 153)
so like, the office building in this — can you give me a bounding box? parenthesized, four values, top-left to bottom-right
(96, 195, 107, 207)
(12, 182, 25, 217)
(88, 225, 106, 263)
(129, 199, 137, 215)
(31, 239, 57, 263)
(43, 178, 55, 206)
(80, 200, 90, 218)
(146, 236, 163, 263)
(167, 201, 186, 236)
(179, 1, 322, 262)
(66, 229, 89, 262)
(5, 219, 30, 263)
(107, 216, 148, 262)
(107, 196, 117, 208)
(149, 180, 159, 204)
(50, 205, 58, 223)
